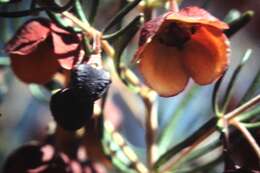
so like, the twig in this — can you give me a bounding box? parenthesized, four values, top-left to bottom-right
(61, 11, 115, 57)
(104, 121, 149, 173)
(229, 119, 260, 158)
(156, 95, 260, 172)
(140, 88, 158, 169)
(226, 94, 260, 120)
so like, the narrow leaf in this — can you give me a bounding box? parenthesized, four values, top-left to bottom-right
(225, 10, 254, 37)
(103, 0, 142, 33)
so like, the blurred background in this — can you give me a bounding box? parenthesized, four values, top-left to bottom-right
(0, 0, 259, 172)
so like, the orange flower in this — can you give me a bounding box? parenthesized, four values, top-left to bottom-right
(134, 6, 230, 97)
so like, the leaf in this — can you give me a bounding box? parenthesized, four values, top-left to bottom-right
(225, 10, 254, 37)
(154, 117, 217, 169)
(221, 49, 253, 113)
(103, 0, 142, 33)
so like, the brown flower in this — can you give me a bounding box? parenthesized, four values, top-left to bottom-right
(134, 6, 230, 97)
(5, 18, 82, 84)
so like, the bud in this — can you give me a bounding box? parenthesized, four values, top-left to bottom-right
(50, 88, 94, 131)
(70, 64, 111, 101)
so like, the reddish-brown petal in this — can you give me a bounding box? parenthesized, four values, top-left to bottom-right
(10, 41, 60, 84)
(133, 14, 167, 63)
(166, 6, 229, 30)
(51, 32, 81, 69)
(182, 26, 229, 85)
(138, 40, 189, 97)
(5, 18, 50, 55)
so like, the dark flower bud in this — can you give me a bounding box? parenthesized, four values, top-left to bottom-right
(70, 64, 111, 101)
(50, 88, 94, 131)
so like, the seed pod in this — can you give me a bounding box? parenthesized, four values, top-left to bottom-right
(70, 64, 111, 101)
(50, 89, 94, 131)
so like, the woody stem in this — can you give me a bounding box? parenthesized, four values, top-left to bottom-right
(140, 89, 158, 170)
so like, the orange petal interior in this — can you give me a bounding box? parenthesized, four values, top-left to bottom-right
(182, 26, 229, 85)
(139, 40, 189, 97)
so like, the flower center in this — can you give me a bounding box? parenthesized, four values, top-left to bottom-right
(157, 22, 196, 49)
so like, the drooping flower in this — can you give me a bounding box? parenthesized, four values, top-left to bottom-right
(134, 6, 230, 97)
(5, 18, 83, 84)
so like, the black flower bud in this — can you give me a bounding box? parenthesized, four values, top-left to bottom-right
(70, 64, 111, 101)
(50, 89, 94, 131)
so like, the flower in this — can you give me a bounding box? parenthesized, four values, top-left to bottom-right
(5, 18, 83, 84)
(134, 6, 230, 97)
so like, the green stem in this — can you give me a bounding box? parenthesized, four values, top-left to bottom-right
(103, 0, 142, 33)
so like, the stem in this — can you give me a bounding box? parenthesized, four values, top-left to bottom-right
(230, 119, 260, 158)
(226, 94, 260, 120)
(141, 90, 158, 169)
(155, 95, 260, 171)
(104, 121, 149, 173)
(61, 11, 115, 57)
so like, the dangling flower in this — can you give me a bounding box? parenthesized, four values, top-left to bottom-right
(134, 6, 230, 97)
(5, 18, 83, 84)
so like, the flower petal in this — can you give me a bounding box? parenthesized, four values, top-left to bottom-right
(5, 18, 50, 55)
(139, 40, 189, 96)
(182, 26, 229, 85)
(166, 6, 229, 30)
(133, 15, 166, 63)
(10, 42, 60, 84)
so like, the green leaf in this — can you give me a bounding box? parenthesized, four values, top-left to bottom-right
(221, 49, 253, 113)
(88, 0, 99, 24)
(225, 10, 254, 37)
(236, 106, 260, 122)
(224, 9, 241, 23)
(242, 122, 260, 129)
(154, 117, 217, 170)
(239, 69, 260, 105)
(212, 74, 226, 117)
(110, 14, 143, 72)
(157, 85, 200, 154)
(103, 0, 142, 33)
(103, 14, 143, 42)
